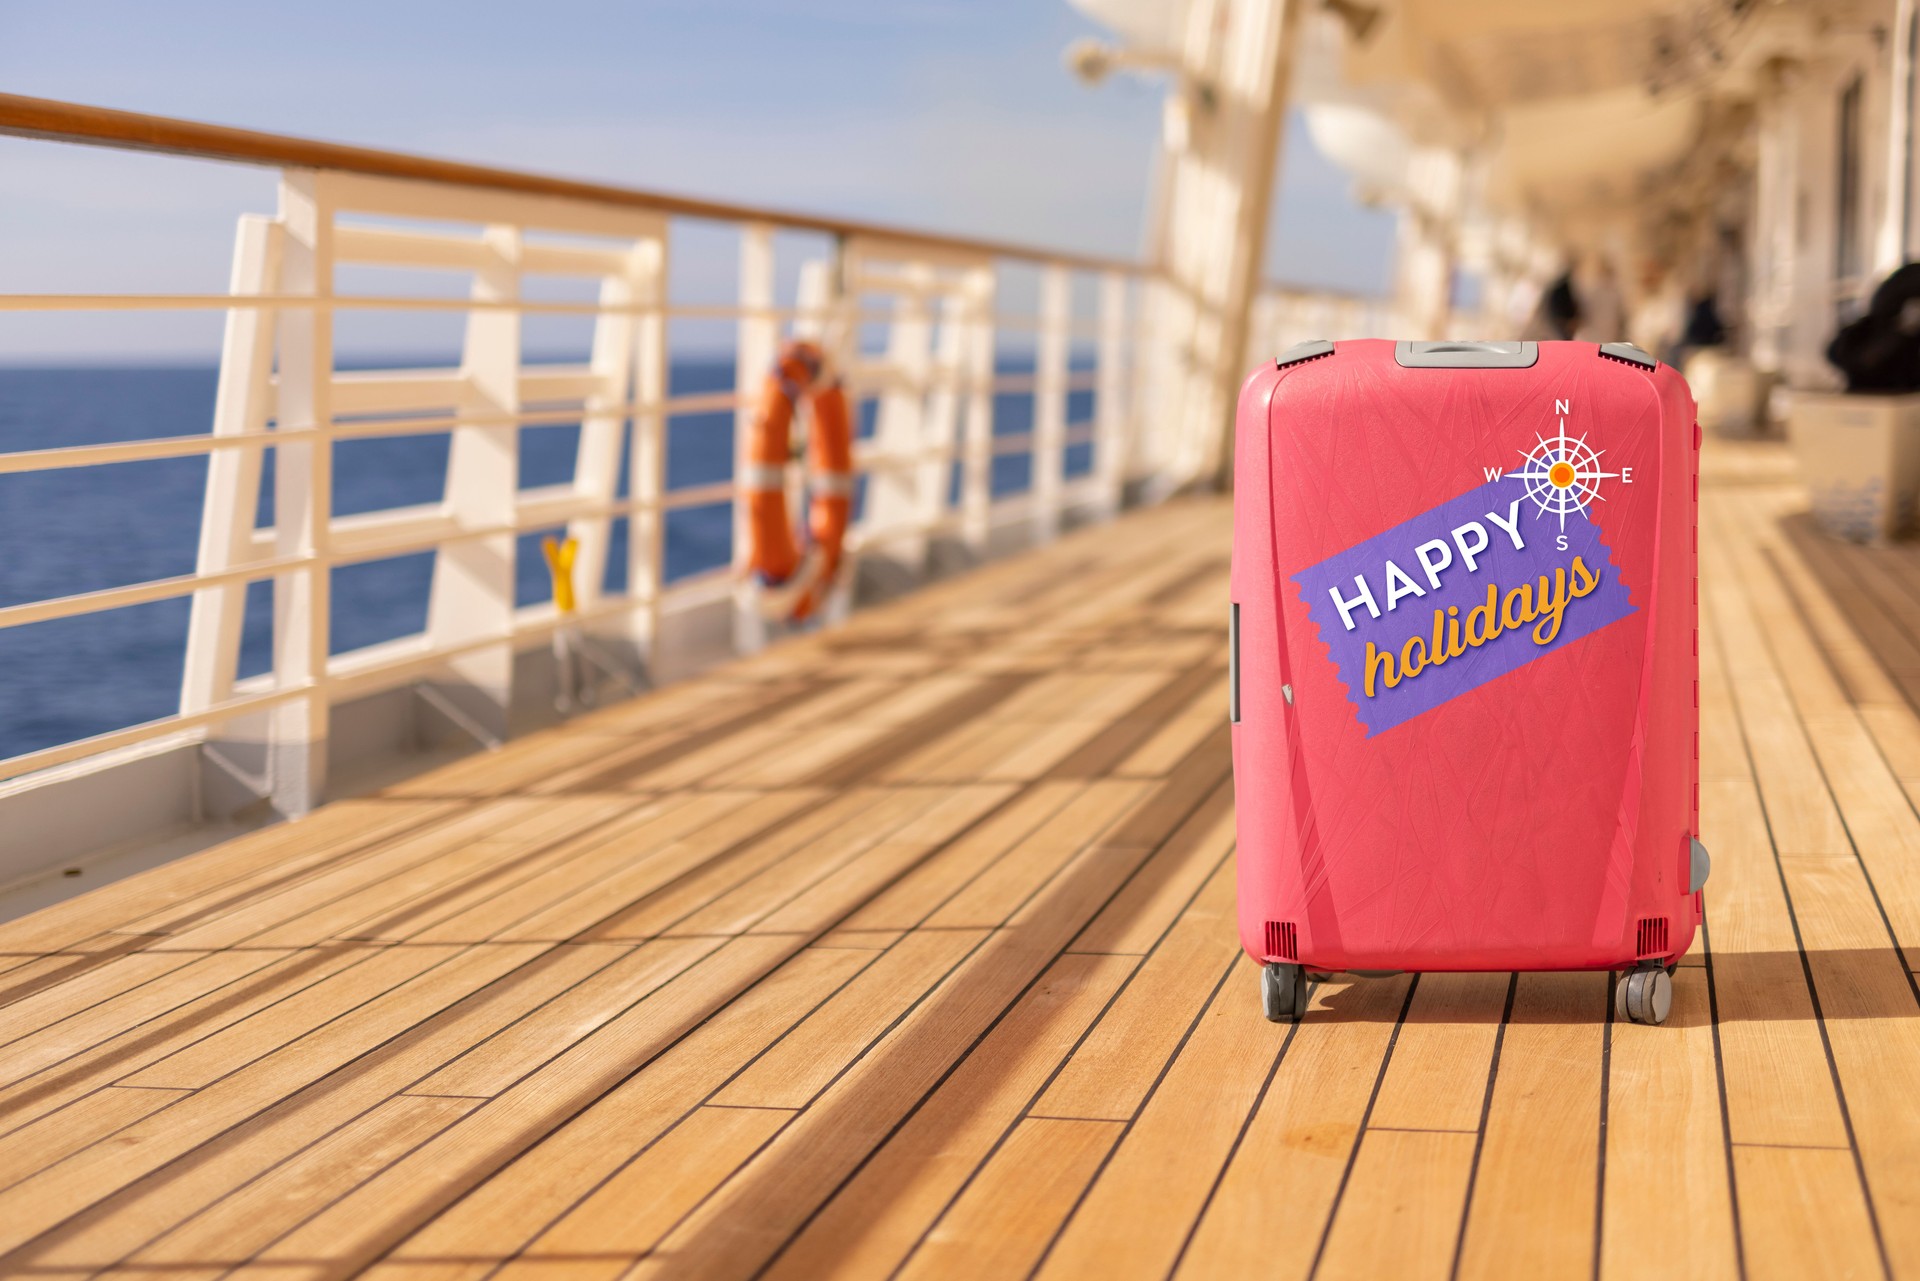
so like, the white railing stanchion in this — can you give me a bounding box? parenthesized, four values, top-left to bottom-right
(268, 171, 334, 816)
(628, 233, 670, 675)
(732, 224, 777, 654)
(923, 290, 967, 552)
(1033, 263, 1070, 542)
(183, 214, 280, 723)
(422, 222, 521, 749)
(567, 251, 641, 630)
(864, 254, 936, 573)
(960, 265, 997, 558)
(1095, 271, 1129, 519)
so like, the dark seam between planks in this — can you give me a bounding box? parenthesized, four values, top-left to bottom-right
(28, 936, 674, 1270)
(1165, 983, 1298, 1280)
(1305, 973, 1422, 1281)
(1701, 916, 1751, 1281)
(1764, 541, 1920, 1017)
(0, 934, 173, 1010)
(1022, 950, 1242, 1280)
(545, 678, 849, 795)
(1447, 972, 1518, 1281)
(1709, 534, 1893, 1281)
(900, 845, 1238, 1280)
(0, 942, 390, 1128)
(0, 936, 616, 1264)
(802, 672, 1036, 790)
(1043, 658, 1226, 780)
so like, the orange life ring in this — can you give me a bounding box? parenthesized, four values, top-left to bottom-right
(743, 339, 853, 622)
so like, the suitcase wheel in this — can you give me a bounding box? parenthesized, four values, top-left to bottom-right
(1261, 962, 1309, 1023)
(1615, 966, 1673, 1026)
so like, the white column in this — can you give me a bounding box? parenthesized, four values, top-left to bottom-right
(1137, 0, 1303, 491)
(1879, 0, 1918, 274)
(268, 171, 334, 817)
(1749, 68, 1797, 375)
(1787, 65, 1842, 387)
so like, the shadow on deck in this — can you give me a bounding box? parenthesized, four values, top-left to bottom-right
(1, 452, 1919, 1279)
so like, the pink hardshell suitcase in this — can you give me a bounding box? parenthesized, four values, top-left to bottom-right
(1230, 339, 1706, 1026)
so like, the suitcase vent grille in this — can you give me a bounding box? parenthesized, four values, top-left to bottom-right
(1635, 916, 1670, 959)
(1264, 920, 1298, 961)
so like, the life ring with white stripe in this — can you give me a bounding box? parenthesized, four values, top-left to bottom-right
(742, 339, 854, 622)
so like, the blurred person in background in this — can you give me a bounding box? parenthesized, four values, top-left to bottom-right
(1522, 267, 1582, 341)
(1574, 253, 1625, 343)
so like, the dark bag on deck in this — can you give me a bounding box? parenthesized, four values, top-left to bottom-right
(1828, 263, 1920, 392)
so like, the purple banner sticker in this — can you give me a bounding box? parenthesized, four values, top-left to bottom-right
(1292, 479, 1636, 735)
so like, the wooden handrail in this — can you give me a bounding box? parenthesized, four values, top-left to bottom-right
(0, 93, 1144, 275)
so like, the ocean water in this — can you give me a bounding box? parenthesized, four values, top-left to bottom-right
(0, 357, 1092, 761)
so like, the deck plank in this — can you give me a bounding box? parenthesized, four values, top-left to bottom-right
(1453, 972, 1605, 1280)
(1031, 955, 1274, 1281)
(758, 952, 1138, 1281)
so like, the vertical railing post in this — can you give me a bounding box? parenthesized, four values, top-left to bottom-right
(423, 222, 521, 748)
(1095, 271, 1128, 519)
(867, 256, 935, 574)
(626, 233, 670, 676)
(183, 214, 280, 720)
(1033, 263, 1069, 543)
(569, 250, 641, 627)
(960, 264, 997, 559)
(268, 171, 334, 817)
(923, 289, 967, 556)
(733, 224, 778, 655)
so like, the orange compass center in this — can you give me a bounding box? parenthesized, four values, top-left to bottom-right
(1548, 460, 1576, 489)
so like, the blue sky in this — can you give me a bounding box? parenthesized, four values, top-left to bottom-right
(0, 0, 1394, 360)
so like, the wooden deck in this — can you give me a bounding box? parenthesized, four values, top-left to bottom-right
(3, 440, 1920, 1280)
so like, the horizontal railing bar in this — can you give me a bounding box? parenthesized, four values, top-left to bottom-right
(0, 681, 314, 786)
(0, 393, 747, 470)
(848, 512, 963, 549)
(0, 428, 315, 474)
(0, 553, 311, 631)
(0, 94, 1143, 276)
(661, 480, 735, 510)
(0, 295, 925, 326)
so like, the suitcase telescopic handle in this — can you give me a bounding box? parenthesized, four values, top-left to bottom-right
(1394, 340, 1539, 369)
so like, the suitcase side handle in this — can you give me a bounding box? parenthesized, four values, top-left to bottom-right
(1394, 340, 1538, 369)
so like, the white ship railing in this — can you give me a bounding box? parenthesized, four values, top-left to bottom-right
(0, 95, 1384, 818)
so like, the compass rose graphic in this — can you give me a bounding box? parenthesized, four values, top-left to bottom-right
(1508, 422, 1617, 531)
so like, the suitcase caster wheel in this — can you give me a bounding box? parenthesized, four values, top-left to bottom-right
(1261, 962, 1309, 1023)
(1615, 967, 1673, 1026)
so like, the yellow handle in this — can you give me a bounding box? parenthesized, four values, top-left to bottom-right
(542, 535, 579, 614)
